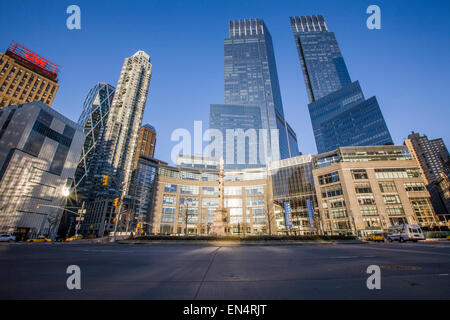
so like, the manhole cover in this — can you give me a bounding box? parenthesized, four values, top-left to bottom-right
(380, 264, 422, 270)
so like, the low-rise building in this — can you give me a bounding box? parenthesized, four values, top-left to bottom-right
(313, 146, 437, 237)
(0, 101, 84, 239)
(152, 156, 272, 235)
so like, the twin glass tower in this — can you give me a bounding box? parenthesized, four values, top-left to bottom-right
(210, 19, 299, 170)
(290, 15, 393, 153)
(211, 16, 392, 168)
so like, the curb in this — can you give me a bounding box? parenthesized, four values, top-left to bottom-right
(113, 240, 367, 246)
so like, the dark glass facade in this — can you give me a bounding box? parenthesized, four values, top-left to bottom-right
(74, 82, 115, 200)
(269, 155, 318, 234)
(211, 19, 299, 170)
(290, 15, 393, 153)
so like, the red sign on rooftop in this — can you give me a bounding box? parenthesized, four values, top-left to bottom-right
(6, 41, 58, 80)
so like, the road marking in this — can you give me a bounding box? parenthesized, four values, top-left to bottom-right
(345, 244, 450, 257)
(82, 249, 134, 253)
(330, 255, 377, 259)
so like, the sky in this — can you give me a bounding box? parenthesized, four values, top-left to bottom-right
(1, 0, 449, 164)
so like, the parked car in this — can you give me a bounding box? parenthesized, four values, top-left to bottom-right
(0, 234, 16, 242)
(65, 235, 83, 242)
(365, 233, 385, 242)
(387, 224, 425, 242)
(27, 236, 52, 243)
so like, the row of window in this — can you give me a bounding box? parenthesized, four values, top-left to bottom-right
(319, 168, 422, 186)
(163, 183, 264, 195)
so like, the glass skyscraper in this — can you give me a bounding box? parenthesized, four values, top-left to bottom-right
(74, 82, 115, 199)
(290, 15, 393, 153)
(210, 19, 299, 169)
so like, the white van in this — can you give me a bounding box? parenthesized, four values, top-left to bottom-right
(387, 224, 425, 242)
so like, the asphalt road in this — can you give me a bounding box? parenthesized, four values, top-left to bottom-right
(0, 241, 449, 299)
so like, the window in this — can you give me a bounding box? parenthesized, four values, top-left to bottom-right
(164, 184, 177, 193)
(383, 195, 401, 204)
(225, 198, 242, 207)
(375, 168, 421, 179)
(224, 186, 242, 196)
(160, 224, 173, 234)
(363, 217, 381, 228)
(386, 205, 405, 216)
(410, 198, 434, 223)
(379, 182, 397, 193)
(159, 167, 180, 179)
(180, 185, 199, 195)
(248, 207, 265, 216)
(321, 185, 343, 198)
(404, 182, 426, 192)
(245, 185, 264, 195)
(162, 195, 176, 205)
(331, 209, 348, 218)
(161, 215, 175, 223)
(357, 195, 376, 205)
(181, 171, 201, 180)
(202, 198, 219, 207)
(329, 198, 345, 208)
(202, 186, 218, 195)
(253, 216, 266, 224)
(162, 207, 176, 214)
(229, 208, 243, 216)
(360, 206, 378, 216)
(179, 197, 198, 206)
(246, 197, 264, 206)
(355, 183, 372, 194)
(318, 172, 340, 185)
(352, 169, 368, 180)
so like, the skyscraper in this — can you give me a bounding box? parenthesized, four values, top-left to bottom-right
(405, 132, 450, 216)
(74, 82, 115, 198)
(133, 124, 157, 170)
(80, 51, 152, 236)
(210, 19, 299, 169)
(405, 132, 450, 184)
(290, 16, 393, 153)
(99, 50, 152, 198)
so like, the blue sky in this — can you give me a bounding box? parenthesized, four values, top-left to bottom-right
(1, 0, 449, 164)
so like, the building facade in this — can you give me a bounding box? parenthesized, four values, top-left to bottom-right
(128, 156, 165, 235)
(0, 102, 84, 239)
(152, 156, 273, 235)
(210, 19, 299, 170)
(405, 132, 450, 184)
(74, 82, 115, 197)
(290, 16, 392, 153)
(405, 132, 450, 217)
(80, 51, 152, 236)
(313, 146, 437, 237)
(133, 124, 156, 170)
(268, 154, 319, 235)
(0, 42, 59, 109)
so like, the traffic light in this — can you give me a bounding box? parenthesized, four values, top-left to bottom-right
(102, 176, 109, 186)
(113, 197, 119, 207)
